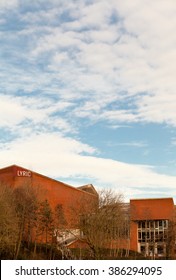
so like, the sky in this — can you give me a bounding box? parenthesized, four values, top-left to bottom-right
(0, 0, 176, 202)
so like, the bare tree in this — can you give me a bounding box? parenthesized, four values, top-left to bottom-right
(37, 199, 54, 246)
(80, 189, 128, 259)
(53, 204, 67, 241)
(166, 210, 176, 259)
(0, 184, 19, 259)
(13, 183, 39, 259)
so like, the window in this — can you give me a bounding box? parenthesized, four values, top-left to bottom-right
(150, 232, 154, 242)
(142, 232, 146, 242)
(138, 221, 142, 229)
(163, 220, 167, 228)
(146, 231, 150, 240)
(138, 232, 141, 240)
(150, 221, 154, 228)
(141, 221, 145, 228)
(155, 231, 159, 242)
(157, 245, 164, 255)
(155, 221, 159, 229)
(140, 245, 145, 254)
(137, 219, 169, 258)
(164, 232, 168, 241)
(159, 220, 163, 229)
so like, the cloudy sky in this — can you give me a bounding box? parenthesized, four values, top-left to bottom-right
(1, 0, 176, 202)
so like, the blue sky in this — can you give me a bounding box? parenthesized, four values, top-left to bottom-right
(1, 0, 176, 202)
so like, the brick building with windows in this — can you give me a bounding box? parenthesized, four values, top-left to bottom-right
(0, 164, 175, 258)
(130, 198, 176, 258)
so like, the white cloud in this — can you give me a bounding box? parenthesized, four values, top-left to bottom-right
(78, 42, 118, 73)
(0, 95, 28, 127)
(1, 132, 176, 201)
(1, 0, 175, 127)
(0, 0, 19, 9)
(101, 110, 138, 123)
(25, 0, 176, 127)
(79, 1, 113, 27)
(0, 94, 75, 134)
(31, 28, 84, 57)
(109, 141, 148, 148)
(1, 0, 176, 202)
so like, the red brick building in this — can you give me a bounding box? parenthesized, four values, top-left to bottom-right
(0, 165, 175, 258)
(130, 198, 175, 258)
(0, 165, 98, 245)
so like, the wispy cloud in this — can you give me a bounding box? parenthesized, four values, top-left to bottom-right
(1, 0, 176, 126)
(0, 93, 75, 135)
(1, 0, 176, 201)
(108, 141, 148, 148)
(0, 132, 176, 201)
(0, 0, 19, 10)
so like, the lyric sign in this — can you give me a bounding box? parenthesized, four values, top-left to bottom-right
(16, 170, 32, 177)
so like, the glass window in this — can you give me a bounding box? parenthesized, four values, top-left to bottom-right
(158, 231, 164, 242)
(159, 220, 163, 228)
(155, 221, 159, 229)
(149, 245, 154, 255)
(163, 220, 167, 228)
(141, 221, 145, 228)
(155, 231, 159, 242)
(146, 231, 150, 240)
(146, 221, 150, 228)
(164, 232, 168, 241)
(142, 232, 146, 242)
(150, 221, 154, 228)
(138, 221, 142, 229)
(150, 232, 154, 242)
(157, 245, 164, 255)
(138, 232, 141, 240)
(140, 245, 145, 254)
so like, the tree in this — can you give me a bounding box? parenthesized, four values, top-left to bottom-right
(53, 204, 67, 241)
(80, 189, 128, 259)
(37, 199, 54, 245)
(13, 183, 39, 259)
(0, 182, 61, 259)
(0, 184, 19, 259)
(166, 212, 176, 259)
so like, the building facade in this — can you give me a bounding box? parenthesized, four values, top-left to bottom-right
(0, 165, 98, 245)
(130, 198, 175, 258)
(0, 165, 175, 258)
